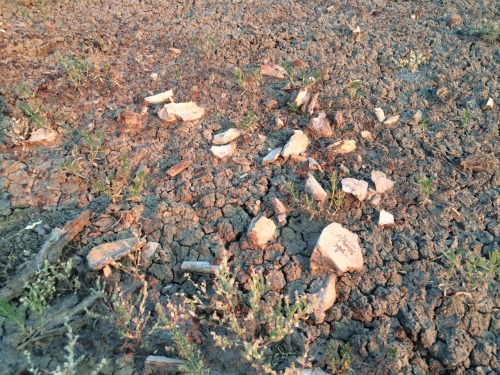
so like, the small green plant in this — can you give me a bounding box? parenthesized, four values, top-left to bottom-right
(392, 51, 425, 72)
(0, 300, 26, 332)
(441, 244, 464, 296)
(13, 83, 33, 100)
(386, 346, 398, 363)
(343, 79, 361, 101)
(288, 102, 302, 113)
(15, 100, 48, 129)
(81, 129, 105, 166)
(193, 35, 217, 57)
(60, 146, 86, 178)
(471, 21, 500, 43)
(419, 117, 428, 133)
(93, 154, 132, 203)
(324, 342, 354, 375)
(415, 174, 433, 204)
(460, 109, 474, 130)
(59, 55, 93, 90)
(327, 171, 345, 214)
(234, 67, 261, 93)
(127, 169, 148, 201)
(464, 249, 500, 288)
(238, 112, 258, 133)
(174, 68, 182, 81)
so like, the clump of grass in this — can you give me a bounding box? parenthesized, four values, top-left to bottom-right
(460, 109, 474, 130)
(234, 67, 261, 93)
(127, 169, 148, 201)
(343, 79, 361, 101)
(418, 117, 428, 133)
(193, 35, 217, 57)
(60, 146, 86, 178)
(471, 21, 500, 43)
(238, 112, 258, 133)
(81, 129, 105, 167)
(324, 342, 354, 375)
(59, 55, 93, 90)
(415, 174, 433, 204)
(392, 51, 425, 72)
(15, 100, 48, 129)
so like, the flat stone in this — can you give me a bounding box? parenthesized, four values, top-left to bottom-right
(307, 112, 332, 139)
(26, 128, 58, 146)
(369, 194, 382, 206)
(413, 110, 423, 122)
(334, 111, 344, 126)
(142, 242, 159, 261)
(118, 110, 146, 132)
(379, 210, 394, 226)
(212, 128, 241, 145)
(158, 101, 205, 122)
(282, 130, 309, 157)
(371, 170, 395, 193)
(144, 356, 184, 373)
(247, 216, 276, 249)
(383, 115, 400, 125)
(293, 87, 310, 107)
(310, 222, 364, 275)
(483, 98, 494, 110)
(272, 197, 287, 221)
(87, 237, 143, 270)
(261, 65, 286, 79)
(374, 107, 385, 122)
(233, 157, 251, 165)
(305, 173, 327, 202)
(144, 90, 173, 104)
(327, 139, 356, 155)
(341, 178, 369, 201)
(262, 147, 282, 165)
(312, 275, 337, 324)
(308, 157, 323, 171)
(166, 160, 192, 177)
(211, 143, 236, 159)
(361, 130, 373, 140)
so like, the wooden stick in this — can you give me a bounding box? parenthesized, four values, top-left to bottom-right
(180, 261, 219, 275)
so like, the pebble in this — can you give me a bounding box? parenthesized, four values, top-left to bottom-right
(483, 98, 494, 110)
(282, 130, 310, 157)
(212, 128, 241, 145)
(307, 112, 332, 139)
(374, 107, 385, 122)
(311, 275, 336, 324)
(371, 170, 395, 193)
(341, 178, 369, 201)
(158, 101, 205, 122)
(379, 210, 395, 226)
(87, 237, 144, 270)
(247, 216, 276, 248)
(383, 115, 400, 125)
(26, 128, 58, 146)
(262, 147, 282, 165)
(166, 160, 192, 177)
(327, 139, 356, 155)
(305, 173, 328, 202)
(211, 143, 236, 159)
(310, 222, 364, 275)
(144, 89, 173, 104)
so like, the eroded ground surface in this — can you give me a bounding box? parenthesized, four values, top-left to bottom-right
(0, 0, 499, 374)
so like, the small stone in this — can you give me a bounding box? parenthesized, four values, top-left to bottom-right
(310, 222, 364, 275)
(87, 237, 143, 270)
(305, 173, 328, 202)
(289, 154, 308, 163)
(307, 112, 332, 139)
(211, 143, 236, 159)
(341, 178, 368, 201)
(26, 128, 58, 146)
(371, 171, 395, 193)
(369, 194, 382, 206)
(483, 98, 494, 110)
(150, 72, 159, 80)
(374, 107, 385, 122)
(118, 110, 146, 133)
(275, 117, 285, 129)
(262, 147, 282, 165)
(261, 65, 286, 79)
(144, 356, 184, 373)
(447, 13, 462, 28)
(293, 87, 310, 107)
(212, 128, 241, 145)
(102, 265, 112, 279)
(334, 111, 344, 126)
(361, 130, 373, 140)
(307, 93, 320, 115)
(158, 101, 205, 122)
(247, 216, 276, 248)
(166, 160, 192, 177)
(352, 26, 361, 41)
(169, 48, 182, 54)
(312, 275, 336, 323)
(272, 197, 287, 222)
(282, 130, 310, 157)
(383, 115, 400, 125)
(328, 140, 356, 155)
(264, 99, 279, 109)
(144, 90, 174, 104)
(233, 157, 251, 165)
(413, 110, 423, 122)
(379, 210, 394, 226)
(308, 157, 323, 171)
(142, 242, 159, 261)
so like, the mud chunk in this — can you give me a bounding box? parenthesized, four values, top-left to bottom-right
(374, 107, 385, 122)
(361, 130, 373, 140)
(308, 157, 323, 171)
(371, 170, 395, 193)
(341, 178, 368, 201)
(247, 216, 276, 249)
(166, 160, 192, 177)
(118, 109, 146, 132)
(262, 147, 282, 165)
(379, 210, 394, 226)
(369, 194, 382, 206)
(483, 97, 494, 110)
(327, 140, 356, 155)
(272, 197, 287, 222)
(265, 269, 286, 292)
(87, 237, 143, 270)
(144, 89, 174, 104)
(307, 112, 332, 139)
(158, 101, 205, 122)
(26, 128, 58, 146)
(311, 275, 337, 323)
(334, 111, 344, 127)
(142, 242, 159, 262)
(310, 222, 364, 275)
(447, 13, 462, 28)
(305, 173, 328, 202)
(282, 130, 310, 157)
(293, 87, 310, 107)
(212, 128, 241, 145)
(261, 64, 286, 79)
(211, 143, 236, 159)
(383, 115, 400, 126)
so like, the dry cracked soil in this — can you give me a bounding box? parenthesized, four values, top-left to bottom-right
(0, 0, 499, 374)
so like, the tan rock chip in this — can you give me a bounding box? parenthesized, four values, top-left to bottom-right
(247, 216, 276, 249)
(166, 160, 192, 177)
(26, 128, 58, 146)
(341, 178, 369, 201)
(144, 89, 174, 104)
(211, 143, 236, 159)
(307, 112, 332, 139)
(327, 139, 356, 155)
(305, 173, 328, 202)
(282, 130, 309, 157)
(158, 101, 205, 122)
(212, 128, 241, 145)
(87, 237, 144, 270)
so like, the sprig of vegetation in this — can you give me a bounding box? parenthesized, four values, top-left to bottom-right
(415, 174, 433, 204)
(324, 342, 354, 375)
(82, 129, 105, 167)
(0, 300, 26, 332)
(15, 100, 48, 129)
(238, 112, 258, 133)
(343, 79, 361, 101)
(193, 35, 217, 57)
(471, 21, 500, 43)
(59, 55, 93, 90)
(460, 109, 474, 130)
(392, 51, 425, 72)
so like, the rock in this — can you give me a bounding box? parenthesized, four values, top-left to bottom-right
(261, 65, 286, 79)
(211, 143, 236, 159)
(181, 261, 219, 274)
(166, 160, 192, 177)
(483, 98, 494, 110)
(308, 157, 323, 171)
(272, 197, 287, 222)
(307, 93, 320, 115)
(247, 216, 276, 248)
(233, 157, 251, 165)
(102, 265, 112, 279)
(144, 356, 184, 373)
(328, 140, 356, 155)
(307, 112, 332, 139)
(264, 99, 279, 109)
(275, 117, 285, 129)
(284, 368, 329, 375)
(158, 101, 205, 122)
(26, 128, 58, 146)
(169, 48, 182, 54)
(305, 173, 328, 202)
(369, 194, 382, 206)
(142, 242, 159, 261)
(262, 147, 282, 165)
(87, 237, 144, 270)
(352, 26, 361, 41)
(144, 90, 174, 104)
(290, 154, 308, 163)
(212, 128, 241, 145)
(341, 178, 368, 201)
(379, 210, 394, 226)
(312, 275, 336, 323)
(413, 110, 423, 122)
(361, 130, 373, 140)
(310, 223, 364, 275)
(447, 13, 462, 28)
(150, 72, 159, 80)
(282, 130, 309, 157)
(293, 87, 310, 107)
(118, 110, 146, 133)
(384, 115, 400, 125)
(371, 171, 395, 193)
(334, 111, 344, 126)
(374, 107, 385, 122)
